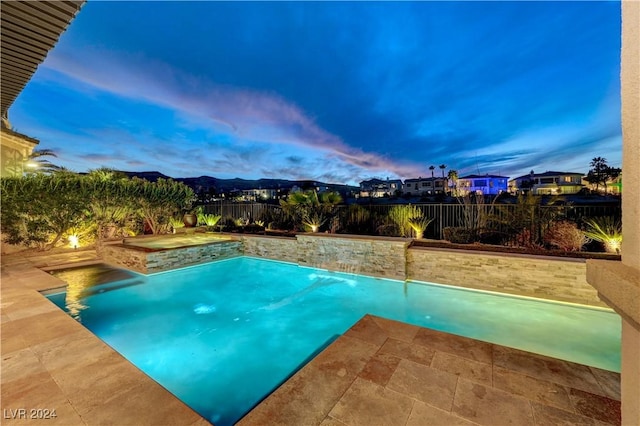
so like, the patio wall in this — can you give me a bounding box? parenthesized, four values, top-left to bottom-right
(407, 247, 603, 307)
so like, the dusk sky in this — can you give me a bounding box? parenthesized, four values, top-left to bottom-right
(10, 1, 622, 185)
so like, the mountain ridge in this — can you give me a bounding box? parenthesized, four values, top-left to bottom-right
(119, 171, 358, 193)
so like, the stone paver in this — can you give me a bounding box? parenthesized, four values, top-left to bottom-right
(241, 314, 621, 426)
(0, 250, 208, 426)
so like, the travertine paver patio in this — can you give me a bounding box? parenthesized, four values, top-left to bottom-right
(1, 249, 209, 426)
(240, 315, 621, 426)
(1, 250, 621, 425)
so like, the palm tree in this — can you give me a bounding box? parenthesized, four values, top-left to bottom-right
(25, 149, 61, 174)
(429, 165, 435, 178)
(439, 164, 446, 178)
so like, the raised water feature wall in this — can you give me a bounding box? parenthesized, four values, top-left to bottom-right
(100, 233, 605, 307)
(240, 234, 604, 307)
(407, 247, 601, 307)
(102, 240, 243, 274)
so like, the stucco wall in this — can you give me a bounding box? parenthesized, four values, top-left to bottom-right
(408, 247, 604, 307)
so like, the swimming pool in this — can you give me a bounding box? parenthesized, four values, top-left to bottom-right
(46, 256, 621, 425)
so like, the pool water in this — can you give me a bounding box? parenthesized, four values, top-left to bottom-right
(46, 256, 621, 426)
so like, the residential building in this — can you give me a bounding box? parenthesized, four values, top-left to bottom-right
(359, 178, 402, 198)
(240, 188, 277, 201)
(1, 121, 39, 177)
(509, 171, 584, 195)
(402, 177, 447, 196)
(458, 174, 508, 195)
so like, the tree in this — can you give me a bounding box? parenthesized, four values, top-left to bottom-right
(588, 157, 608, 192)
(447, 169, 458, 195)
(429, 165, 435, 178)
(25, 149, 62, 174)
(133, 178, 196, 235)
(439, 164, 446, 179)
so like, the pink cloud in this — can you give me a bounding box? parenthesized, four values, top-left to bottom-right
(42, 47, 425, 180)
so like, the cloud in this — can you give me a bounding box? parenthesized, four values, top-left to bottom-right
(41, 47, 425, 182)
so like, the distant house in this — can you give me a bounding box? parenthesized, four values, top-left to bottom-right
(509, 171, 583, 195)
(402, 177, 447, 196)
(240, 188, 277, 201)
(457, 174, 508, 196)
(359, 178, 402, 198)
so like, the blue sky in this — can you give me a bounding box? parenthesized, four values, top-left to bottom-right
(10, 1, 622, 185)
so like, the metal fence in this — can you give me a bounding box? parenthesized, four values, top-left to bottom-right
(201, 201, 621, 240)
(201, 201, 280, 222)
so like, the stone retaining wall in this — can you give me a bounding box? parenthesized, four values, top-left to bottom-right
(101, 233, 605, 307)
(102, 240, 242, 274)
(241, 236, 298, 263)
(296, 234, 409, 280)
(407, 247, 604, 307)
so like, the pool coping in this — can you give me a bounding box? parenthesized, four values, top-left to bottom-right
(1, 250, 621, 425)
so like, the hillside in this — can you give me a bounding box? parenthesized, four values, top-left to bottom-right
(119, 171, 358, 193)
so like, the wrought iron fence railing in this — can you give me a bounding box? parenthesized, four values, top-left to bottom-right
(201, 202, 621, 240)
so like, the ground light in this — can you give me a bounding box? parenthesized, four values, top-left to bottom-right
(68, 235, 79, 249)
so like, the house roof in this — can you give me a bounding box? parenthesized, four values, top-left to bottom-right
(459, 174, 508, 179)
(404, 177, 446, 183)
(1, 1, 85, 118)
(511, 171, 585, 180)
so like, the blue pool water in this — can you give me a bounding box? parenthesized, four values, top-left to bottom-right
(46, 256, 621, 425)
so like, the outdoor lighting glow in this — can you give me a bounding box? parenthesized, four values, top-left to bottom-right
(604, 238, 621, 254)
(25, 161, 39, 168)
(68, 235, 79, 249)
(310, 224, 319, 233)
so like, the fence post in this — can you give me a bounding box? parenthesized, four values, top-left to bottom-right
(439, 203, 443, 239)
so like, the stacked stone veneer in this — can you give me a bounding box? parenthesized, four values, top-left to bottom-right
(242, 235, 299, 263)
(295, 234, 410, 280)
(100, 233, 605, 307)
(240, 234, 604, 307)
(102, 240, 242, 274)
(407, 247, 604, 307)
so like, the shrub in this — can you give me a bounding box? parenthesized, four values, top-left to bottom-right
(258, 208, 293, 230)
(443, 227, 476, 244)
(408, 217, 434, 239)
(169, 216, 185, 232)
(342, 205, 372, 235)
(583, 216, 622, 254)
(543, 221, 589, 252)
(478, 230, 509, 245)
(388, 205, 422, 237)
(132, 178, 195, 235)
(377, 223, 400, 237)
(1, 173, 89, 250)
(243, 224, 265, 234)
(197, 213, 222, 227)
